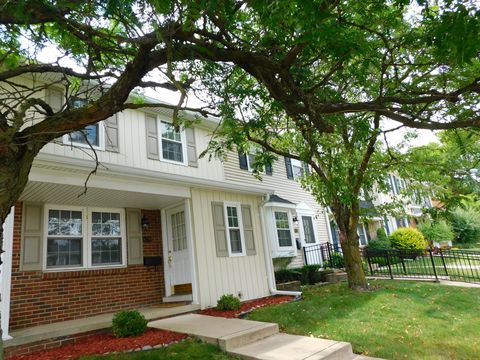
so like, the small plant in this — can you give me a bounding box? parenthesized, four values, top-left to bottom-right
(217, 294, 241, 311)
(112, 310, 147, 338)
(300, 264, 322, 284)
(274, 268, 301, 283)
(389, 227, 427, 250)
(330, 252, 345, 268)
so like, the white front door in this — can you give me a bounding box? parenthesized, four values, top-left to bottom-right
(166, 205, 191, 293)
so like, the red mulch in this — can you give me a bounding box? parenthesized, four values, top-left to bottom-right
(198, 295, 295, 318)
(8, 329, 187, 360)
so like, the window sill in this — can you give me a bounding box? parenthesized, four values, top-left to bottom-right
(41, 265, 136, 279)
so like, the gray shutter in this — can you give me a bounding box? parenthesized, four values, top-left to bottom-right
(145, 114, 159, 159)
(21, 203, 43, 271)
(285, 157, 294, 179)
(104, 114, 119, 152)
(126, 208, 143, 265)
(241, 205, 256, 255)
(212, 202, 228, 257)
(185, 127, 198, 167)
(238, 152, 248, 170)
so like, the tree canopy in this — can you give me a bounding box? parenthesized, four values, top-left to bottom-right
(1, 0, 479, 291)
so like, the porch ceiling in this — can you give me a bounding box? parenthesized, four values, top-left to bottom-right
(20, 181, 185, 209)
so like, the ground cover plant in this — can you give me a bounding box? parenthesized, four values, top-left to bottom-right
(248, 280, 480, 359)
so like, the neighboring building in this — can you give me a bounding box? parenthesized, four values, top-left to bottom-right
(0, 77, 334, 342)
(329, 174, 433, 250)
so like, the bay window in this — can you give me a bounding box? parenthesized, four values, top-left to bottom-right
(275, 211, 293, 247)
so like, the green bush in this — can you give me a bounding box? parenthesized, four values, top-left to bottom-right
(274, 268, 301, 283)
(367, 237, 392, 250)
(418, 220, 454, 244)
(376, 227, 388, 242)
(329, 252, 344, 268)
(300, 264, 322, 284)
(449, 207, 480, 245)
(389, 227, 428, 250)
(112, 310, 148, 338)
(217, 294, 241, 311)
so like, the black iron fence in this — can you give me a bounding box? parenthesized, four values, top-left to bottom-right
(304, 244, 480, 284)
(364, 248, 480, 284)
(303, 242, 343, 268)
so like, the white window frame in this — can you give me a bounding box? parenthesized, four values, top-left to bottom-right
(357, 223, 369, 246)
(223, 201, 246, 257)
(43, 205, 127, 272)
(273, 209, 295, 249)
(62, 122, 106, 151)
(159, 119, 188, 166)
(290, 159, 304, 180)
(246, 150, 267, 174)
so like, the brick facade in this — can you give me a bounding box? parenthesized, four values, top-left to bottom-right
(9, 204, 165, 331)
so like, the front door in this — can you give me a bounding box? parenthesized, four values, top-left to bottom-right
(166, 205, 191, 295)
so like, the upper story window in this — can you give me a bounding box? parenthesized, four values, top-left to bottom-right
(160, 121, 186, 164)
(285, 157, 309, 180)
(238, 150, 273, 175)
(63, 98, 105, 150)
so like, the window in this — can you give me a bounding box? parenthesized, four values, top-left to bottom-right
(224, 203, 245, 256)
(275, 211, 292, 247)
(291, 159, 304, 179)
(171, 211, 187, 251)
(47, 209, 83, 268)
(302, 216, 316, 244)
(91, 211, 122, 265)
(160, 121, 185, 163)
(357, 224, 368, 246)
(44, 206, 126, 270)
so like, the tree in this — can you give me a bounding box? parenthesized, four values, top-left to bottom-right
(406, 129, 480, 212)
(0, 0, 479, 307)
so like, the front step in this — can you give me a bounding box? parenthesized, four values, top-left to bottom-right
(162, 294, 193, 303)
(149, 314, 278, 351)
(228, 333, 354, 360)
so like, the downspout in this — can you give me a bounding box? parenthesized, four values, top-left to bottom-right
(259, 194, 302, 297)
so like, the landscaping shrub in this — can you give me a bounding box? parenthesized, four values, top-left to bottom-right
(217, 294, 241, 311)
(376, 227, 388, 242)
(274, 268, 301, 283)
(367, 236, 392, 250)
(418, 220, 454, 245)
(112, 310, 148, 338)
(389, 227, 427, 250)
(449, 207, 480, 245)
(329, 252, 345, 268)
(300, 264, 322, 284)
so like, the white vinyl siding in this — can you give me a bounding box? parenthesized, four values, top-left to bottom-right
(190, 188, 269, 309)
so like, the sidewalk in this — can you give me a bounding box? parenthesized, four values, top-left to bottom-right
(149, 314, 382, 360)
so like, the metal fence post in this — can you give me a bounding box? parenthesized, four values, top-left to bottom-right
(386, 251, 394, 280)
(328, 243, 334, 268)
(428, 248, 439, 282)
(439, 248, 448, 278)
(366, 251, 373, 275)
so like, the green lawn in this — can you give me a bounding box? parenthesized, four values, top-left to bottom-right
(248, 280, 480, 360)
(80, 340, 238, 360)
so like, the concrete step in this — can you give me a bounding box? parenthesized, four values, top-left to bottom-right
(228, 333, 354, 360)
(149, 314, 278, 351)
(162, 293, 193, 303)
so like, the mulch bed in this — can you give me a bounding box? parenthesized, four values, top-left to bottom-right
(197, 295, 295, 318)
(8, 329, 187, 360)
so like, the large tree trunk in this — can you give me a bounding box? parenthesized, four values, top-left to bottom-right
(332, 200, 368, 290)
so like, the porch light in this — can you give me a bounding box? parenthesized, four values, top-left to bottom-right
(141, 216, 150, 230)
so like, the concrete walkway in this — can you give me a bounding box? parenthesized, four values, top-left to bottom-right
(149, 314, 382, 360)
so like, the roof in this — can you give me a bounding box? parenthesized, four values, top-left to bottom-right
(267, 194, 295, 205)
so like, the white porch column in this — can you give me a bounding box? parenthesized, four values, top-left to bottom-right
(1, 206, 14, 340)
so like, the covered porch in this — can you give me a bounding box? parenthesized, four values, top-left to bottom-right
(1, 163, 199, 340)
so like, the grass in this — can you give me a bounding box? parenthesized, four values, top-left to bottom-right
(80, 340, 238, 360)
(248, 280, 480, 360)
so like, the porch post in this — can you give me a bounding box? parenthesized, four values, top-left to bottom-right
(1, 207, 14, 340)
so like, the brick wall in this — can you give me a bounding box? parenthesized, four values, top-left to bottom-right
(9, 204, 165, 331)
